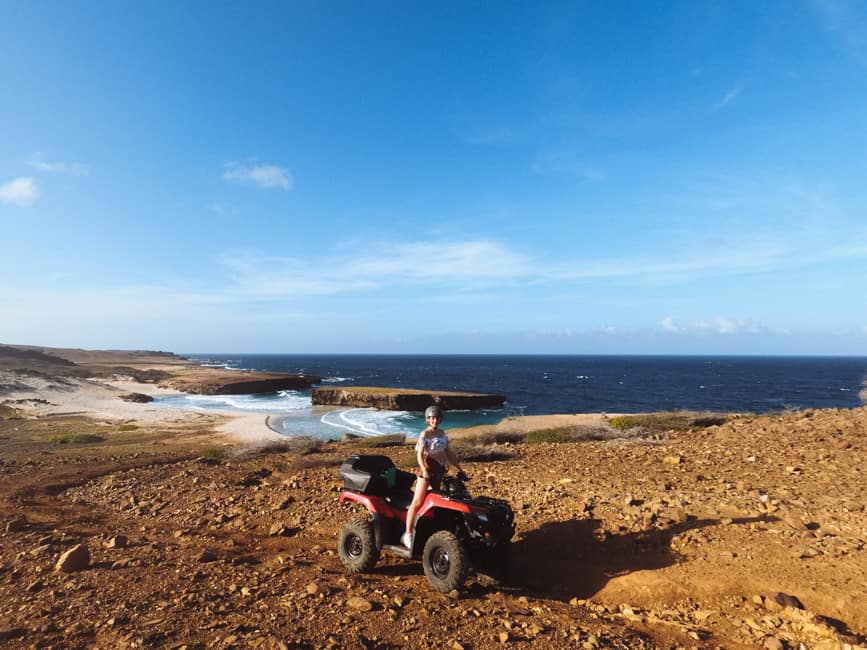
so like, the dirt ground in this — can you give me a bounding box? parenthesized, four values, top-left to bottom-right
(1, 403, 866, 649)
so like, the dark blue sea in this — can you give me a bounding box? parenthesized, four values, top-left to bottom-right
(155, 355, 867, 439)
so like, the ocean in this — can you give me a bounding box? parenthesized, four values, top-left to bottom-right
(154, 354, 867, 440)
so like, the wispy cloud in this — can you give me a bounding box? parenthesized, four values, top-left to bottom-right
(218, 239, 530, 297)
(223, 162, 293, 190)
(218, 250, 374, 296)
(27, 152, 90, 176)
(811, 0, 867, 68)
(213, 218, 867, 300)
(531, 149, 605, 183)
(713, 85, 743, 111)
(0, 177, 39, 207)
(346, 240, 531, 282)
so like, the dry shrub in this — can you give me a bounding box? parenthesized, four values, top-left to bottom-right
(232, 436, 325, 460)
(527, 422, 651, 444)
(476, 430, 526, 445)
(455, 443, 516, 462)
(351, 433, 406, 448)
(572, 422, 647, 440)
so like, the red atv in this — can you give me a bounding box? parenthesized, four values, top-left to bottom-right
(337, 454, 515, 592)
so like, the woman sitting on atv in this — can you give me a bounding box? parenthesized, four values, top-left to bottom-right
(402, 405, 465, 548)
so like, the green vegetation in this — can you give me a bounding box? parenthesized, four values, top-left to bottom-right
(200, 447, 227, 460)
(526, 427, 576, 444)
(47, 433, 105, 444)
(607, 412, 726, 433)
(117, 424, 138, 432)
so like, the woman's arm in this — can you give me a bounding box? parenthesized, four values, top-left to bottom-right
(416, 432, 429, 478)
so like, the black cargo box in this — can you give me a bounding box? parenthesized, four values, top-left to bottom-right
(339, 454, 396, 493)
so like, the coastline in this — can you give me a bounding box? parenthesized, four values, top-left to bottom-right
(0, 366, 619, 445)
(0, 370, 286, 444)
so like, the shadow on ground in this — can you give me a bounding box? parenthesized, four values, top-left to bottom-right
(505, 515, 765, 601)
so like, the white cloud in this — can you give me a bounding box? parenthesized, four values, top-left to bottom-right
(223, 162, 293, 190)
(713, 85, 743, 111)
(213, 218, 867, 301)
(660, 317, 682, 333)
(0, 177, 39, 207)
(662, 316, 767, 336)
(27, 152, 90, 176)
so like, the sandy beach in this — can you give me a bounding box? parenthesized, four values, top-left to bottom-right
(0, 357, 290, 445)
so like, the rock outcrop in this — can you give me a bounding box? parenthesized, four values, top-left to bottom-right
(119, 392, 153, 403)
(159, 369, 321, 395)
(311, 386, 505, 410)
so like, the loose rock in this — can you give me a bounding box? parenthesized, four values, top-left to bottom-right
(55, 544, 90, 572)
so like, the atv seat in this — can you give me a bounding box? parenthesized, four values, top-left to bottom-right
(339, 454, 416, 509)
(382, 469, 416, 509)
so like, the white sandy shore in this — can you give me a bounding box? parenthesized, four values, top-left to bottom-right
(1, 370, 615, 445)
(0, 371, 280, 443)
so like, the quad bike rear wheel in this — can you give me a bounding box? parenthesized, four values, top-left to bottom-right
(338, 516, 380, 573)
(422, 530, 468, 592)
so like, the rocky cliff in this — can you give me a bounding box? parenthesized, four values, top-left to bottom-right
(311, 386, 505, 410)
(159, 369, 321, 395)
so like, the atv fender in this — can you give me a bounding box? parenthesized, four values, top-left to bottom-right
(416, 492, 473, 518)
(341, 491, 409, 548)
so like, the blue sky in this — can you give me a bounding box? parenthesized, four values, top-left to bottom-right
(2, 1, 866, 355)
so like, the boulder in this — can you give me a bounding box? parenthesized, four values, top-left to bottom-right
(55, 544, 90, 572)
(119, 392, 153, 403)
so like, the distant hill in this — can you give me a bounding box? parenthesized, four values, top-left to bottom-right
(0, 344, 185, 382)
(0, 345, 77, 368)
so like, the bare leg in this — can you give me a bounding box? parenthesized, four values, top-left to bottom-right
(405, 476, 429, 536)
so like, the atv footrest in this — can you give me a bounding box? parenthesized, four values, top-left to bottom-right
(381, 544, 412, 559)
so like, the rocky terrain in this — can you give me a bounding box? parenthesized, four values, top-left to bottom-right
(1, 403, 865, 649)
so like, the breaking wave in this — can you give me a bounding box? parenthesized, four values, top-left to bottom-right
(154, 389, 311, 412)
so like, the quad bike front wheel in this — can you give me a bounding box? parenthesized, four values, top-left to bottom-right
(338, 516, 380, 573)
(422, 530, 468, 592)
